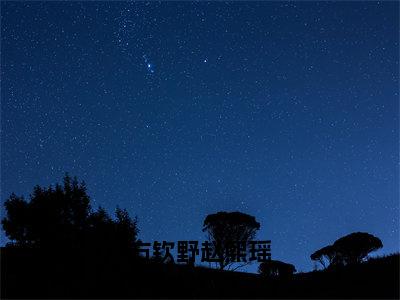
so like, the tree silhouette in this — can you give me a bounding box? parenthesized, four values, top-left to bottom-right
(2, 175, 91, 247)
(85, 206, 114, 249)
(258, 260, 296, 279)
(310, 232, 383, 269)
(202, 211, 260, 270)
(332, 232, 383, 265)
(2, 193, 31, 246)
(114, 206, 139, 250)
(310, 245, 336, 269)
(2, 174, 139, 252)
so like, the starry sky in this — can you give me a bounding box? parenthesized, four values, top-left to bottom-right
(1, 1, 399, 273)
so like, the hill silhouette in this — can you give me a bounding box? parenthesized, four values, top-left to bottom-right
(1, 247, 398, 298)
(1, 175, 399, 299)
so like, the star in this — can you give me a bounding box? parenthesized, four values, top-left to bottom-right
(143, 54, 155, 74)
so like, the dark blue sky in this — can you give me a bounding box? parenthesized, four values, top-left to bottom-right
(1, 1, 399, 273)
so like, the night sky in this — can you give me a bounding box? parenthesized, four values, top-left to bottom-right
(1, 1, 399, 273)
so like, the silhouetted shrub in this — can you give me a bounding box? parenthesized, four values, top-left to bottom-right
(258, 260, 296, 279)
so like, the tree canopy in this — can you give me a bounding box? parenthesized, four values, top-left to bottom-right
(310, 245, 336, 269)
(2, 174, 139, 253)
(332, 232, 383, 265)
(310, 232, 383, 269)
(202, 211, 260, 270)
